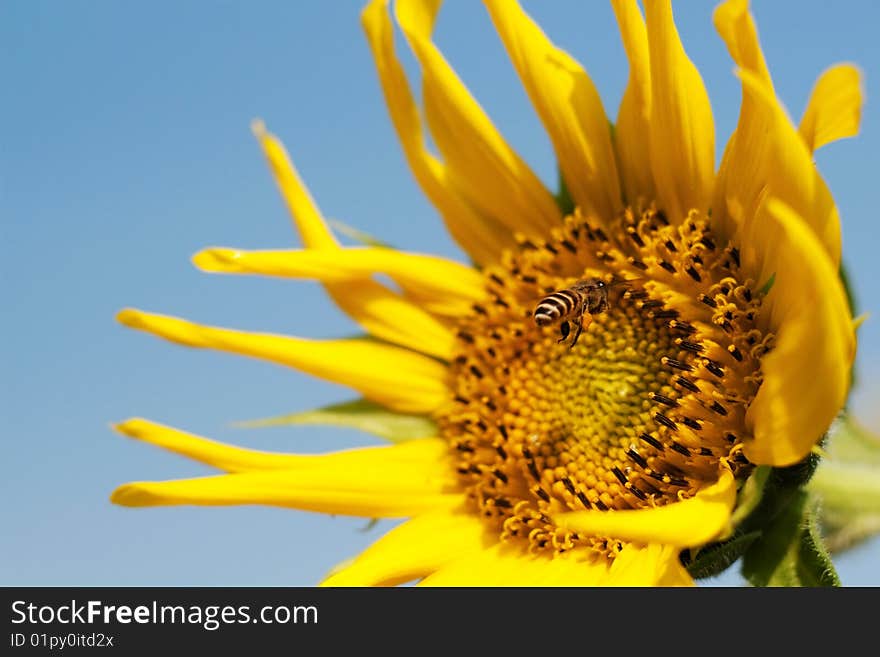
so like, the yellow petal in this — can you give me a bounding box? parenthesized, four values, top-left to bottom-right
(321, 508, 489, 586)
(325, 279, 457, 360)
(393, 5, 562, 236)
(712, 0, 773, 245)
(644, 0, 715, 222)
(611, 0, 655, 204)
(799, 63, 864, 152)
(111, 438, 461, 518)
(361, 0, 516, 265)
(252, 120, 337, 250)
(736, 68, 842, 268)
(418, 544, 604, 586)
(711, 0, 773, 245)
(419, 541, 692, 586)
(607, 543, 693, 586)
(116, 308, 450, 415)
(554, 469, 736, 548)
(194, 248, 456, 361)
(114, 417, 448, 473)
(712, 1, 841, 266)
(744, 199, 855, 466)
(192, 246, 487, 318)
(394, 0, 562, 239)
(251, 122, 456, 357)
(713, 0, 772, 87)
(484, 0, 621, 221)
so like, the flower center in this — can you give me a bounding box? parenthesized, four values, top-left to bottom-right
(440, 205, 774, 557)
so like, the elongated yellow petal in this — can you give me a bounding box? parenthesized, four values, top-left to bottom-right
(195, 247, 457, 360)
(252, 122, 456, 357)
(419, 541, 692, 586)
(418, 544, 605, 586)
(361, 0, 515, 265)
(325, 279, 457, 360)
(252, 120, 337, 250)
(611, 0, 655, 205)
(736, 68, 841, 268)
(114, 417, 448, 473)
(484, 0, 621, 221)
(712, 1, 841, 266)
(393, 0, 561, 239)
(713, 0, 772, 87)
(799, 64, 864, 152)
(192, 246, 487, 318)
(607, 543, 693, 586)
(111, 445, 460, 517)
(711, 0, 773, 245)
(321, 508, 488, 586)
(116, 309, 450, 414)
(644, 0, 715, 222)
(554, 469, 736, 548)
(744, 199, 854, 466)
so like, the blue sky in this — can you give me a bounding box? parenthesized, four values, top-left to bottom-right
(3, 0, 879, 585)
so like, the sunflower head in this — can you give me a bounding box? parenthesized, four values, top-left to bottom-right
(112, 0, 862, 586)
(444, 202, 767, 558)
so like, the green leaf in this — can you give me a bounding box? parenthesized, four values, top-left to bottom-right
(741, 491, 839, 587)
(810, 415, 880, 552)
(686, 530, 762, 580)
(233, 398, 437, 442)
(821, 511, 880, 553)
(824, 415, 880, 465)
(810, 460, 880, 512)
(328, 218, 393, 248)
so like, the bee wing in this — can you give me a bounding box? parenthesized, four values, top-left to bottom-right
(608, 276, 643, 288)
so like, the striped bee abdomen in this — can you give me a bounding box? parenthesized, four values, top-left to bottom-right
(533, 290, 581, 326)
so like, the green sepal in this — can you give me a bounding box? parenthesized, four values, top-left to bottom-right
(359, 518, 381, 533)
(758, 272, 776, 296)
(328, 218, 394, 248)
(839, 262, 858, 389)
(687, 451, 820, 581)
(737, 446, 822, 536)
(554, 168, 575, 216)
(685, 530, 762, 580)
(839, 261, 858, 319)
(685, 466, 767, 580)
(730, 465, 771, 527)
(741, 491, 840, 587)
(233, 398, 437, 443)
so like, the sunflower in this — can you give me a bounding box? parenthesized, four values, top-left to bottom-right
(112, 0, 863, 586)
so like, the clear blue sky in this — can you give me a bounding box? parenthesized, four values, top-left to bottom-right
(3, 0, 879, 586)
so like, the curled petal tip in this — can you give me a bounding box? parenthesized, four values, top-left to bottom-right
(110, 484, 145, 507)
(116, 308, 145, 328)
(191, 248, 241, 272)
(113, 417, 151, 438)
(250, 118, 267, 138)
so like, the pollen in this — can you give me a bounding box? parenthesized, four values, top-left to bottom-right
(440, 205, 770, 559)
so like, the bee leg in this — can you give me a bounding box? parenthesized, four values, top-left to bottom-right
(557, 321, 571, 344)
(570, 314, 592, 349)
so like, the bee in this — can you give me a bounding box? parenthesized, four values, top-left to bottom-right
(533, 278, 634, 348)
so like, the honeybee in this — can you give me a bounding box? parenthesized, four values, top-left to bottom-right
(533, 278, 633, 348)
